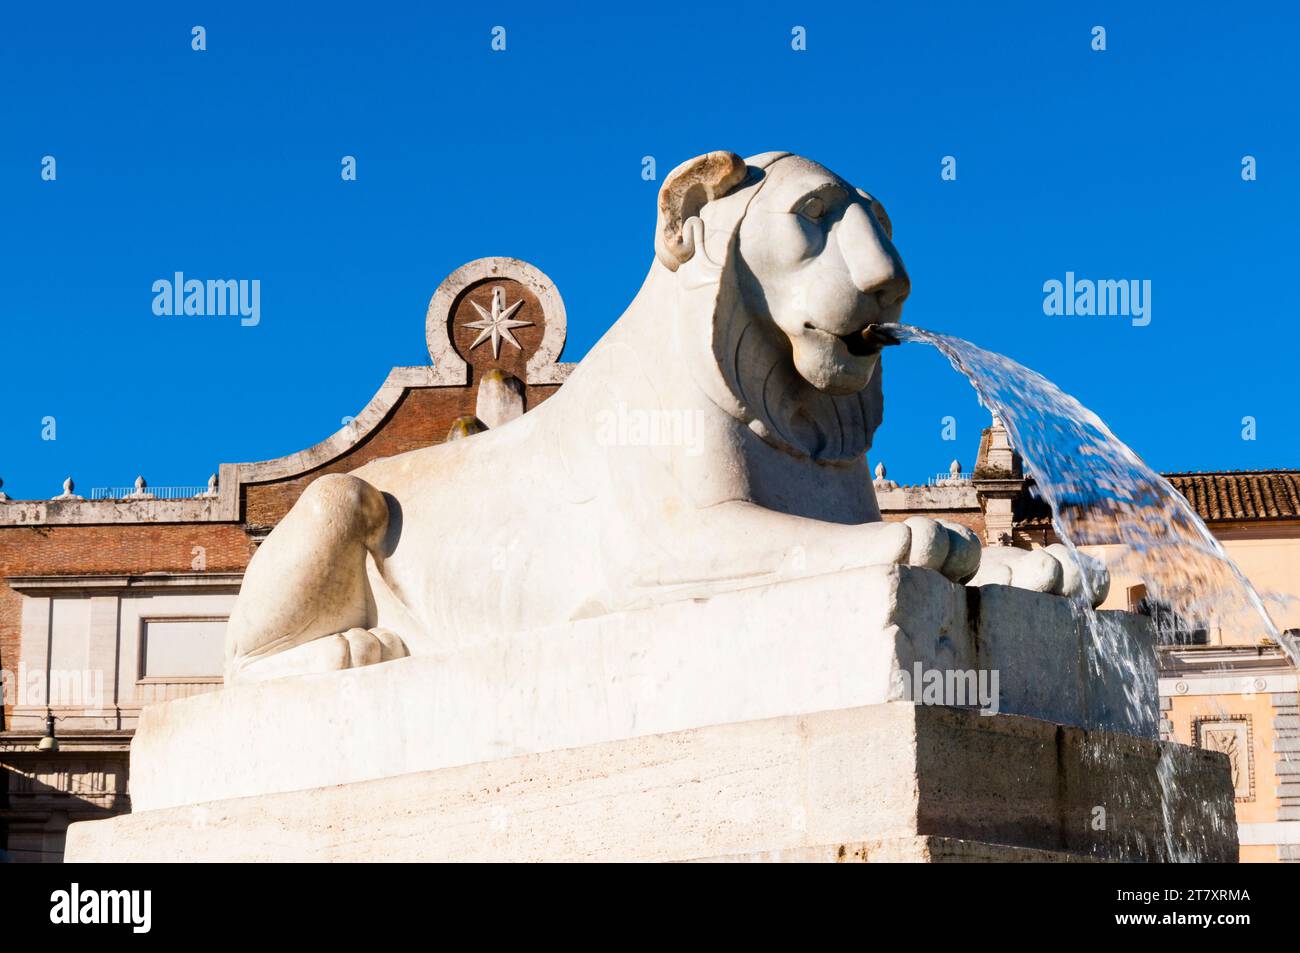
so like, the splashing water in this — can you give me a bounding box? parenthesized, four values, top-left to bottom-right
(895, 325, 1289, 661)
(895, 324, 1294, 860)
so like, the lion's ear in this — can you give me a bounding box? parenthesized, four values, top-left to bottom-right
(655, 151, 748, 271)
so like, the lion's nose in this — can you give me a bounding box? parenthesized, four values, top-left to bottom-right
(872, 269, 910, 310)
(839, 203, 910, 310)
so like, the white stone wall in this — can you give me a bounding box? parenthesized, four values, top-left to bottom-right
(5, 574, 239, 733)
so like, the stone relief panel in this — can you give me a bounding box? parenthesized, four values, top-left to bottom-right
(1195, 715, 1254, 801)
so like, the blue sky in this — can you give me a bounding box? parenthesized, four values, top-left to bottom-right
(1, 2, 1295, 498)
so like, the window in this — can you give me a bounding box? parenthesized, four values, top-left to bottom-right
(139, 617, 227, 680)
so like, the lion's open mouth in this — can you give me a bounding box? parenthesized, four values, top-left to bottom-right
(804, 322, 875, 361)
(840, 330, 874, 358)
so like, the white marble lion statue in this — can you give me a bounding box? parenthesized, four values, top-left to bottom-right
(225, 150, 1099, 683)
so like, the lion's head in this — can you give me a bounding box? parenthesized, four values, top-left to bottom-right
(654, 151, 909, 463)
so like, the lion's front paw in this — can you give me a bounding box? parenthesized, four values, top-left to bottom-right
(229, 627, 410, 684)
(339, 627, 410, 667)
(967, 544, 1110, 607)
(1044, 543, 1110, 606)
(901, 516, 981, 583)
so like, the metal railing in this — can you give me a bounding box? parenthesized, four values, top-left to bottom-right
(89, 486, 211, 501)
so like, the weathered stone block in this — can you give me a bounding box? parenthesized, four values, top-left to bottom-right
(66, 703, 1235, 863)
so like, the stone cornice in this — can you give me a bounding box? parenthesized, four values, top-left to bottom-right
(0, 731, 134, 754)
(233, 366, 441, 483)
(1158, 643, 1297, 674)
(0, 367, 440, 526)
(5, 572, 244, 595)
(875, 484, 978, 511)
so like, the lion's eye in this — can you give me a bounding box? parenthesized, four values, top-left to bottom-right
(796, 196, 826, 222)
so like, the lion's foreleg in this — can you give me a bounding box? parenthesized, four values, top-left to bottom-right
(632, 502, 979, 590)
(224, 473, 402, 682)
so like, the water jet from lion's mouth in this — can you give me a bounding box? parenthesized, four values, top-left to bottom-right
(889, 322, 1294, 673)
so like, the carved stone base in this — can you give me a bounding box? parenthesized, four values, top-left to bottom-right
(121, 565, 1155, 814)
(66, 703, 1235, 862)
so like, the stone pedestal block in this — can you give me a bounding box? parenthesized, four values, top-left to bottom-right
(66, 703, 1235, 863)
(121, 566, 1154, 814)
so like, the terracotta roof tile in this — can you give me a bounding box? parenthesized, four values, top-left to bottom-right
(1164, 470, 1300, 522)
(1012, 470, 1300, 528)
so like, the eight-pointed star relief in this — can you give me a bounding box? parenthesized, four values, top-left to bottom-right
(462, 286, 533, 358)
